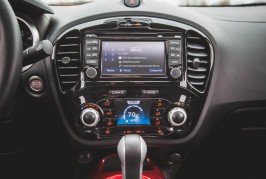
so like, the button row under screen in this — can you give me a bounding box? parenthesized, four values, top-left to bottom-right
(102, 117, 165, 127)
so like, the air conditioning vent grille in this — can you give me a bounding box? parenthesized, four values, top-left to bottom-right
(55, 30, 81, 91)
(186, 31, 212, 92)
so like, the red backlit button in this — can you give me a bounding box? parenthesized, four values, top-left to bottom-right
(122, 130, 132, 134)
(156, 111, 161, 116)
(136, 130, 142, 134)
(126, 130, 132, 134)
(104, 110, 117, 118)
(107, 121, 113, 126)
(151, 117, 163, 126)
(103, 119, 116, 127)
(157, 128, 163, 135)
(106, 111, 112, 116)
(152, 100, 166, 108)
(155, 119, 161, 126)
(101, 128, 115, 136)
(97, 100, 115, 109)
(105, 129, 111, 135)
(151, 109, 165, 117)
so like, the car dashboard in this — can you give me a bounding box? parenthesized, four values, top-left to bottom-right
(3, 0, 266, 178)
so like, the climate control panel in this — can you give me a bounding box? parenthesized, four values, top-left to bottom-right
(76, 98, 192, 139)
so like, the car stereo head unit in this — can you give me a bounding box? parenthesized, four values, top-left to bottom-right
(83, 32, 183, 80)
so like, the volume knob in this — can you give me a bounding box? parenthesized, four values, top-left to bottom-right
(86, 67, 97, 78)
(80, 108, 100, 127)
(170, 67, 182, 79)
(168, 107, 187, 127)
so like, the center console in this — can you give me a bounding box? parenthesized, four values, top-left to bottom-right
(53, 17, 213, 143)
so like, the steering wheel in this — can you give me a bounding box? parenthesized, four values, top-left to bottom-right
(0, 1, 23, 118)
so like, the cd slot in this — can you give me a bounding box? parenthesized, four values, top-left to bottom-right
(96, 34, 158, 40)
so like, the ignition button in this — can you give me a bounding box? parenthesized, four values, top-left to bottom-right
(28, 76, 45, 92)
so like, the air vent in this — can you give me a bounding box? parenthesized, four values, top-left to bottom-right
(186, 31, 212, 92)
(55, 30, 80, 91)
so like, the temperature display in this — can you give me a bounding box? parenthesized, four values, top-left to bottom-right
(116, 99, 152, 126)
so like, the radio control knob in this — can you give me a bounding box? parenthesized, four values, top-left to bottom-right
(80, 108, 100, 127)
(86, 67, 97, 78)
(168, 107, 187, 127)
(170, 67, 182, 79)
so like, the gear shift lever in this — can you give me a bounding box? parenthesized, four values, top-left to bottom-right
(117, 134, 147, 179)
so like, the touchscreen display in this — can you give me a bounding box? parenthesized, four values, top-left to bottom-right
(101, 41, 165, 76)
(116, 99, 152, 126)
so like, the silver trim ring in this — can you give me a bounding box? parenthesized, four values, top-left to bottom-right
(80, 108, 100, 127)
(168, 107, 187, 127)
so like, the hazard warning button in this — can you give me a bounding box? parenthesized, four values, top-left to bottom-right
(124, 0, 140, 7)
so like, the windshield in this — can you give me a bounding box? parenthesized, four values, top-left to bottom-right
(42, 0, 266, 6)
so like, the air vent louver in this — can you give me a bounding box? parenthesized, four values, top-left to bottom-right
(55, 30, 80, 91)
(186, 31, 212, 92)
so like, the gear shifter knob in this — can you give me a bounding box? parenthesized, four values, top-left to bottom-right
(117, 134, 147, 179)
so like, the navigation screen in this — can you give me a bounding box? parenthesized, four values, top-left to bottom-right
(101, 41, 165, 76)
(116, 99, 152, 126)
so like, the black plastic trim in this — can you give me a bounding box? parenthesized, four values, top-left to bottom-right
(45, 14, 215, 149)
